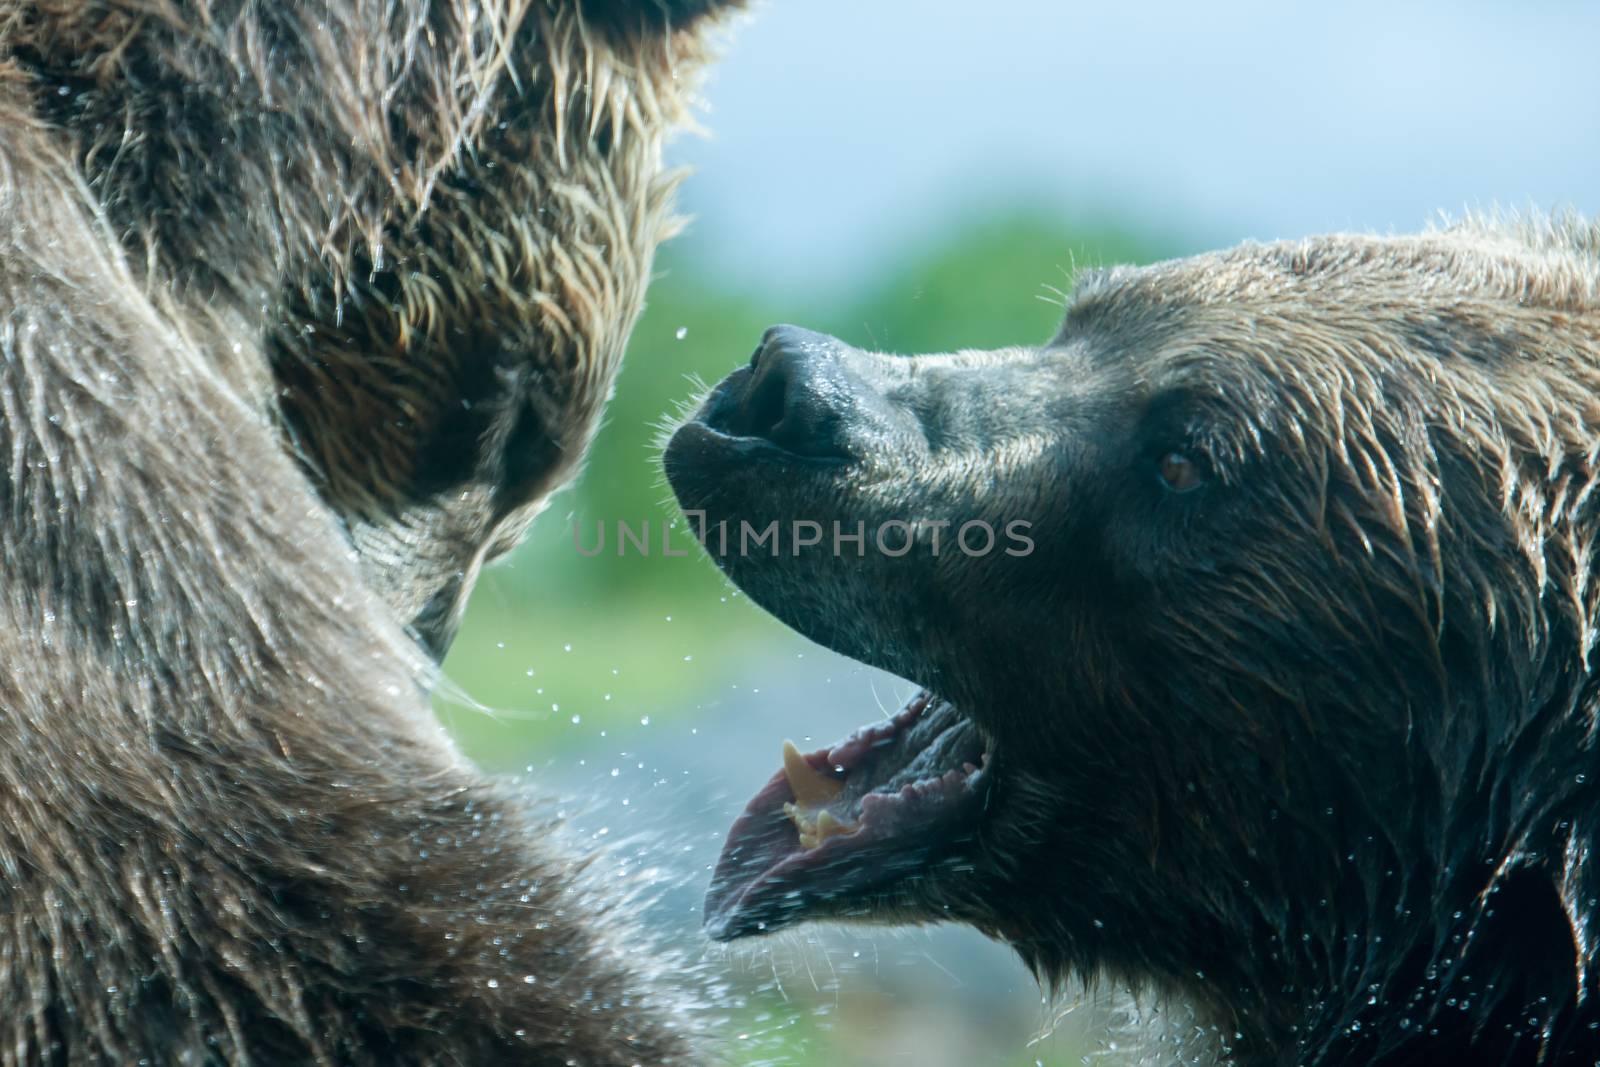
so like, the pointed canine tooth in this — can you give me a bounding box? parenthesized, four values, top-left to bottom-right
(783, 740, 845, 805)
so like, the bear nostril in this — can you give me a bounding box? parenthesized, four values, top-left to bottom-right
(723, 325, 856, 460)
(737, 355, 790, 441)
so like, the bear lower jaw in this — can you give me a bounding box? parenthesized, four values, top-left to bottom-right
(702, 690, 989, 941)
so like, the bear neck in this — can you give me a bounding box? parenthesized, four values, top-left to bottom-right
(994, 607, 1600, 1064)
(1144, 691, 1591, 1063)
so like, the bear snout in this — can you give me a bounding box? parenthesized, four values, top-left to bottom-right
(699, 324, 916, 463)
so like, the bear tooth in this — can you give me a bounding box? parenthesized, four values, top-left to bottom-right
(782, 739, 845, 805)
(782, 801, 818, 850)
(782, 802, 857, 850)
(814, 810, 859, 841)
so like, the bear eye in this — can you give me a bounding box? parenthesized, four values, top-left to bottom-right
(1158, 450, 1203, 492)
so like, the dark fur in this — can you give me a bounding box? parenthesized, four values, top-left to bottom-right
(0, 1, 738, 1062)
(666, 219, 1600, 1064)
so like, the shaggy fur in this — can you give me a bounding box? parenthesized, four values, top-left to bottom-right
(0, 1, 738, 1063)
(666, 217, 1600, 1065)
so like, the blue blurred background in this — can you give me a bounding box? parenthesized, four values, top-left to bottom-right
(438, 3, 1600, 1063)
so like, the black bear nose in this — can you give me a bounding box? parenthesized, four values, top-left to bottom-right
(726, 324, 858, 460)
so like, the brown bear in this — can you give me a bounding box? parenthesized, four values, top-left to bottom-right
(664, 218, 1600, 1065)
(0, 1, 738, 1063)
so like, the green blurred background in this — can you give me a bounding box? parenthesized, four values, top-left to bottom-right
(435, 1, 1600, 1062)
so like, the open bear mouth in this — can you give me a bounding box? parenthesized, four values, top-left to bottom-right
(704, 691, 991, 940)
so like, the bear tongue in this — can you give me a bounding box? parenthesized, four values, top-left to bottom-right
(703, 692, 988, 941)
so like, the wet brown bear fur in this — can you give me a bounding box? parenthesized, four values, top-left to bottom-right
(666, 218, 1600, 1065)
(0, 1, 739, 1063)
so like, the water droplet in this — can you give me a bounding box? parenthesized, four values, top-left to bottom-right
(675, 327, 688, 340)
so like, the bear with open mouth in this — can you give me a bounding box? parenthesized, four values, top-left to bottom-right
(664, 217, 1600, 1066)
